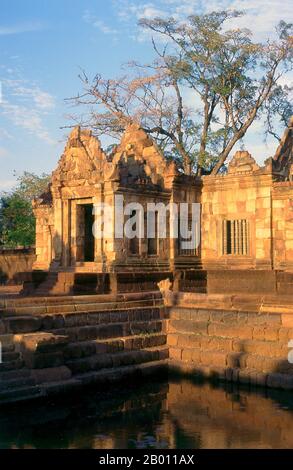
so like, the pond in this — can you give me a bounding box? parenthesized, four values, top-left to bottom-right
(1, 378, 293, 449)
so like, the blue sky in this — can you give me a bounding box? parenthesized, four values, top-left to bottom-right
(0, 0, 292, 191)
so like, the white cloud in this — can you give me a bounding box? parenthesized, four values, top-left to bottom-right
(113, 1, 168, 22)
(113, 0, 292, 40)
(1, 102, 55, 144)
(0, 21, 44, 36)
(0, 78, 56, 144)
(217, 0, 293, 40)
(83, 10, 118, 35)
(8, 83, 55, 110)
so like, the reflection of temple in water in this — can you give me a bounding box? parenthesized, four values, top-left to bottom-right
(1, 380, 293, 449)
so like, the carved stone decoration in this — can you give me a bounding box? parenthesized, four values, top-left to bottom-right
(52, 126, 107, 187)
(228, 150, 260, 174)
(111, 123, 175, 188)
(272, 116, 293, 178)
(103, 161, 120, 182)
(157, 278, 174, 306)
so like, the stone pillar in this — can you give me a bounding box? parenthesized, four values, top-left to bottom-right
(93, 187, 104, 265)
(52, 197, 62, 264)
(70, 201, 77, 265)
(61, 200, 70, 267)
(103, 185, 125, 270)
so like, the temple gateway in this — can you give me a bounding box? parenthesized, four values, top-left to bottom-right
(31, 119, 293, 295)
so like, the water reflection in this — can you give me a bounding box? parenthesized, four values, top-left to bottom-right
(1, 378, 293, 449)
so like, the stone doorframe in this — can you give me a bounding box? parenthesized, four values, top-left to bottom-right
(70, 197, 95, 268)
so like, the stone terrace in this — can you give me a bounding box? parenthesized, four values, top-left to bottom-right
(0, 291, 168, 405)
(2, 289, 293, 404)
(167, 292, 293, 390)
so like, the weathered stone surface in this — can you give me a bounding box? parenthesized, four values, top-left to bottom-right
(31, 366, 72, 384)
(169, 347, 182, 361)
(23, 351, 64, 369)
(5, 316, 42, 334)
(0, 321, 5, 335)
(14, 332, 68, 354)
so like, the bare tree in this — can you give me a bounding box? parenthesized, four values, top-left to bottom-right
(68, 11, 293, 175)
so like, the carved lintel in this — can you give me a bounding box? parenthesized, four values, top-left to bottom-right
(228, 151, 260, 174)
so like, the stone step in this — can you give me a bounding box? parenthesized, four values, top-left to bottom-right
(1, 344, 15, 353)
(3, 290, 161, 304)
(0, 334, 15, 353)
(2, 292, 162, 312)
(63, 333, 167, 360)
(1, 351, 20, 362)
(50, 307, 162, 328)
(0, 368, 31, 381)
(169, 345, 293, 375)
(0, 360, 168, 404)
(169, 307, 282, 326)
(2, 300, 163, 318)
(52, 320, 165, 343)
(0, 384, 43, 404)
(0, 376, 35, 392)
(168, 333, 290, 358)
(0, 334, 14, 347)
(2, 307, 164, 335)
(73, 359, 169, 388)
(3, 316, 43, 334)
(0, 358, 24, 372)
(65, 345, 169, 375)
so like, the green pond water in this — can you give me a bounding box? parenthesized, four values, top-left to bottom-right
(1, 378, 293, 449)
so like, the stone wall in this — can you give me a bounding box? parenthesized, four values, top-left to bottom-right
(272, 182, 293, 271)
(201, 152, 293, 273)
(201, 153, 274, 270)
(0, 248, 35, 285)
(0, 292, 168, 404)
(167, 298, 293, 390)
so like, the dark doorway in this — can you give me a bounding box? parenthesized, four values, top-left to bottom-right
(129, 210, 140, 255)
(84, 204, 95, 261)
(76, 203, 95, 262)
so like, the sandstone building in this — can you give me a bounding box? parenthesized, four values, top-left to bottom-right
(32, 118, 293, 295)
(1, 120, 293, 404)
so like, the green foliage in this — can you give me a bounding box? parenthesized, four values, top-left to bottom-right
(0, 194, 35, 247)
(0, 171, 50, 248)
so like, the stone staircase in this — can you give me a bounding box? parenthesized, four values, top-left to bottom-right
(0, 292, 168, 404)
(31, 272, 60, 296)
(2, 289, 293, 404)
(177, 270, 207, 294)
(167, 304, 293, 390)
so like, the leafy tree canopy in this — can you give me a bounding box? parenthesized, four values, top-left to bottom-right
(69, 10, 293, 175)
(0, 172, 50, 248)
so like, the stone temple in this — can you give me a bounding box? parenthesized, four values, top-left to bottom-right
(1, 119, 293, 405)
(31, 118, 293, 296)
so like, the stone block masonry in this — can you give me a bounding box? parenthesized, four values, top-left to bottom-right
(0, 248, 35, 285)
(167, 297, 293, 390)
(0, 292, 168, 405)
(2, 289, 293, 405)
